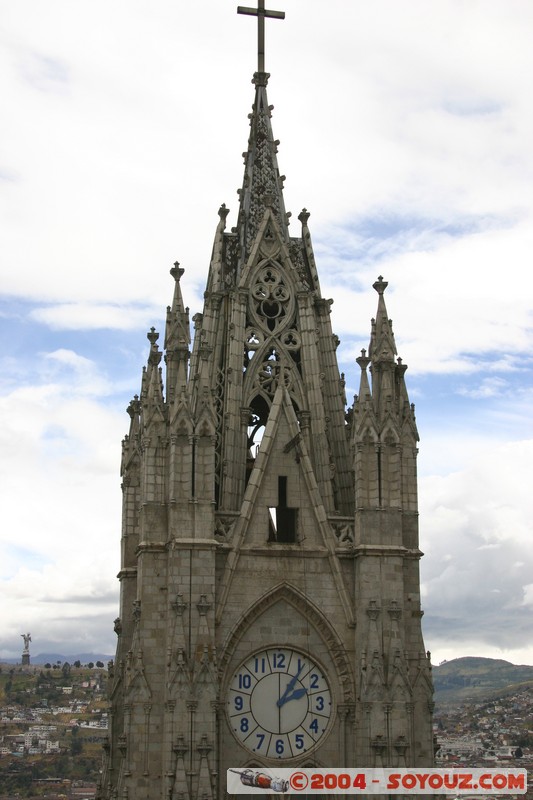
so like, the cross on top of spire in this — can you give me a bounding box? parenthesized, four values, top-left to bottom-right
(237, 0, 285, 74)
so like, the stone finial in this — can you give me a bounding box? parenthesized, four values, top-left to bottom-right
(298, 208, 310, 225)
(197, 734, 211, 757)
(171, 593, 188, 616)
(147, 328, 162, 367)
(356, 349, 370, 371)
(218, 203, 230, 221)
(196, 595, 211, 616)
(170, 262, 185, 281)
(173, 735, 188, 758)
(373, 275, 388, 295)
(366, 600, 380, 620)
(397, 356, 408, 376)
(127, 395, 141, 419)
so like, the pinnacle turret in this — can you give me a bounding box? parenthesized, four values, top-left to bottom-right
(141, 327, 164, 416)
(353, 277, 418, 437)
(369, 276, 397, 365)
(355, 348, 372, 409)
(165, 262, 190, 405)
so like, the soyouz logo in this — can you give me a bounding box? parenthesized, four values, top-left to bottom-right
(227, 767, 527, 794)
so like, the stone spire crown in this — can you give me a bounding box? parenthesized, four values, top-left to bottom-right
(236, 72, 290, 271)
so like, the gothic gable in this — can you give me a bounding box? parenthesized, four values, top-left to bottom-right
(220, 582, 355, 705)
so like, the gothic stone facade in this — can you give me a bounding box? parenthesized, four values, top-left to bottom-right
(98, 72, 434, 800)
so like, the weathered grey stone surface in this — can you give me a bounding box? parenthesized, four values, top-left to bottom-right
(97, 68, 434, 800)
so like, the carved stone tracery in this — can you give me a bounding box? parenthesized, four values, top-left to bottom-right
(250, 263, 294, 334)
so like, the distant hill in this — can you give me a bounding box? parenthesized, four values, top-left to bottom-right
(433, 656, 533, 706)
(1, 652, 113, 665)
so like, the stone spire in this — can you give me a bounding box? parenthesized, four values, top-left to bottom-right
(236, 72, 290, 272)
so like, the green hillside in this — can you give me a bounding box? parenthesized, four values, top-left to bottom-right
(433, 656, 533, 706)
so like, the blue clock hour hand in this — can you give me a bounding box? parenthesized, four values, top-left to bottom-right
(277, 664, 306, 707)
(283, 686, 308, 703)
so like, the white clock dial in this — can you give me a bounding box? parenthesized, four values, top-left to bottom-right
(227, 647, 332, 759)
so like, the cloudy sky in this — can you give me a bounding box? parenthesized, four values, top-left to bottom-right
(1, 0, 532, 667)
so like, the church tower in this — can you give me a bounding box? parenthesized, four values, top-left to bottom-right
(98, 6, 434, 799)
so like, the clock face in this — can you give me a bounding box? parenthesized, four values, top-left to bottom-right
(227, 647, 332, 759)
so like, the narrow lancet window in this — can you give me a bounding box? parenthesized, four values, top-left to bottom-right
(268, 476, 297, 543)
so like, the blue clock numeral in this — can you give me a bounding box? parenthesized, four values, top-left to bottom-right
(234, 695, 243, 711)
(240, 717, 249, 733)
(273, 652, 285, 669)
(295, 734, 304, 750)
(309, 718, 319, 733)
(254, 656, 266, 673)
(310, 673, 319, 689)
(316, 695, 324, 710)
(276, 738, 284, 754)
(238, 673, 251, 689)
(256, 733, 265, 749)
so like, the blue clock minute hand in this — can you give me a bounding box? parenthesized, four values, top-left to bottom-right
(277, 664, 305, 707)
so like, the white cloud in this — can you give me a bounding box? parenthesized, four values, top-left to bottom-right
(327, 219, 533, 376)
(420, 438, 533, 663)
(30, 303, 161, 331)
(457, 377, 509, 399)
(0, 348, 123, 657)
(522, 585, 533, 608)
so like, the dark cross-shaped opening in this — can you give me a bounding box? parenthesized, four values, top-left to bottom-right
(237, 0, 285, 73)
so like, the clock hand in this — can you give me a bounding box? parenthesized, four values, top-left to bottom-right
(282, 686, 308, 703)
(277, 663, 305, 707)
